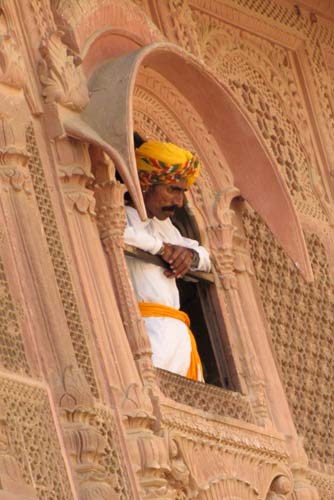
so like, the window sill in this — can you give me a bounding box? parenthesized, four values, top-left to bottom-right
(156, 368, 254, 424)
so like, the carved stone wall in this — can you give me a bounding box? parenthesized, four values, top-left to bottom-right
(26, 123, 99, 398)
(0, 245, 30, 375)
(2, 0, 334, 499)
(0, 375, 73, 499)
(243, 206, 334, 484)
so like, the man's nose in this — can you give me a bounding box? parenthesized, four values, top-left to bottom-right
(174, 192, 184, 207)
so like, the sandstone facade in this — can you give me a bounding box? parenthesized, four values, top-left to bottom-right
(0, 0, 333, 499)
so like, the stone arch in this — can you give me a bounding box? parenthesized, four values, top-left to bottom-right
(65, 40, 313, 281)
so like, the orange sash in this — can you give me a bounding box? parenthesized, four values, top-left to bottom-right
(138, 302, 203, 382)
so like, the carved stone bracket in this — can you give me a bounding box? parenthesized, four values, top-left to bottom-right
(124, 410, 196, 500)
(61, 169, 96, 215)
(206, 187, 240, 290)
(38, 31, 89, 111)
(233, 231, 255, 277)
(292, 467, 320, 499)
(60, 365, 118, 499)
(57, 137, 96, 215)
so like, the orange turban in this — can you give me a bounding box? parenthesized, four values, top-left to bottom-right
(135, 141, 200, 189)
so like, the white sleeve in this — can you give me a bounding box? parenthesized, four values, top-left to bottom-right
(124, 208, 163, 255)
(124, 226, 163, 254)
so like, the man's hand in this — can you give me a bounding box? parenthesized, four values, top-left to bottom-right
(160, 243, 194, 278)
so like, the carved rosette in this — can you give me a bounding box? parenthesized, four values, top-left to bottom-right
(38, 31, 89, 111)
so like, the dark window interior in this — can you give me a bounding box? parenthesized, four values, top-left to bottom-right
(172, 206, 233, 389)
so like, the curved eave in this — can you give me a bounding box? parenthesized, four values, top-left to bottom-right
(80, 41, 313, 282)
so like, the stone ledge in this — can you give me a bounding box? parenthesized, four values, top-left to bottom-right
(156, 368, 254, 423)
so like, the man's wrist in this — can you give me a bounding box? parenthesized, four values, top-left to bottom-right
(190, 250, 200, 269)
(157, 243, 165, 256)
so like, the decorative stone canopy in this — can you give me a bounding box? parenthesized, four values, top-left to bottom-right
(64, 41, 313, 282)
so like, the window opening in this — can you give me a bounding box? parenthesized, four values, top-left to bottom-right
(172, 206, 234, 389)
(95, 133, 236, 390)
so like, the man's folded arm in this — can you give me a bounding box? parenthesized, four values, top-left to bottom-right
(124, 226, 163, 255)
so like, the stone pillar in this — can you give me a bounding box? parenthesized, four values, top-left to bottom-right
(93, 150, 155, 386)
(205, 188, 271, 425)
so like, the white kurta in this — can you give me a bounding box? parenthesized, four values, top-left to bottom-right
(124, 206, 211, 377)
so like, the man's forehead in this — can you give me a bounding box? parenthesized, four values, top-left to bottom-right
(164, 179, 188, 190)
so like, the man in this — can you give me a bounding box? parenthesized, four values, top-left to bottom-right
(124, 140, 211, 381)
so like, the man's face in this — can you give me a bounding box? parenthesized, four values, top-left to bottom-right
(143, 180, 187, 220)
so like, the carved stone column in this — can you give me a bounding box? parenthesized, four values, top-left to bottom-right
(204, 188, 271, 425)
(93, 154, 155, 386)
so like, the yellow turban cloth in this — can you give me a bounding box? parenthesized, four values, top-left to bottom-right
(136, 141, 200, 189)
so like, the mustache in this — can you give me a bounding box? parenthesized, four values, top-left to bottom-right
(162, 205, 178, 212)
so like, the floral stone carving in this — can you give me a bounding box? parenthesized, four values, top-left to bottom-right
(38, 31, 89, 111)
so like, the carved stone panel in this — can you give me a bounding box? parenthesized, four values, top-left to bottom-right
(243, 206, 334, 472)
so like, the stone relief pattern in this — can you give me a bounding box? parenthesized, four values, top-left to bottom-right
(29, 0, 56, 37)
(25, 124, 99, 398)
(306, 41, 334, 179)
(190, 0, 334, 196)
(166, 0, 201, 55)
(0, 252, 30, 374)
(95, 406, 134, 500)
(243, 207, 334, 468)
(156, 369, 254, 423)
(0, 376, 73, 499)
(309, 469, 334, 500)
(192, 12, 326, 221)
